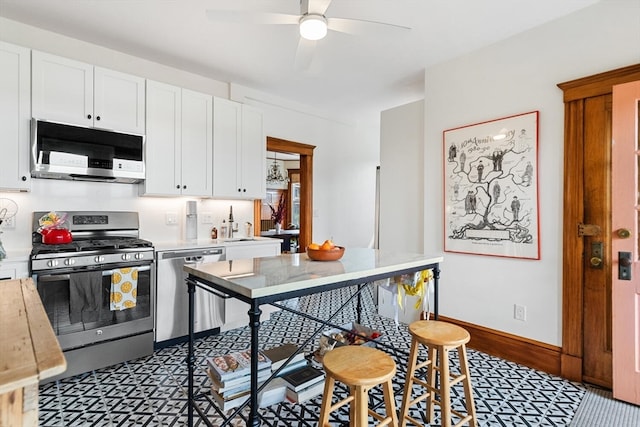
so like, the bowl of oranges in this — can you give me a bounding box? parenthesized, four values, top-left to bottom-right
(306, 240, 345, 261)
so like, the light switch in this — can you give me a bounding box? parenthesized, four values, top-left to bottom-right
(166, 212, 178, 225)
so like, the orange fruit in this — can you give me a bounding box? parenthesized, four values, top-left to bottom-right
(320, 240, 335, 251)
(308, 243, 320, 250)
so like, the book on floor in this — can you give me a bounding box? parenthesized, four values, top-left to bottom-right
(263, 343, 306, 372)
(207, 349, 272, 382)
(285, 378, 325, 404)
(276, 358, 309, 376)
(210, 387, 251, 411)
(207, 367, 271, 395)
(258, 377, 289, 408)
(281, 365, 325, 392)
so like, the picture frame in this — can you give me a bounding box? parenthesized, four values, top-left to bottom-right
(443, 111, 540, 259)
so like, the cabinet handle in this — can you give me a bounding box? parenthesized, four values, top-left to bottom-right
(176, 185, 180, 189)
(183, 185, 187, 189)
(21, 176, 27, 181)
(96, 116, 101, 121)
(87, 114, 92, 119)
(238, 188, 242, 192)
(243, 189, 247, 192)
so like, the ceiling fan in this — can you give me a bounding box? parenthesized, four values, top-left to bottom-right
(206, 0, 410, 70)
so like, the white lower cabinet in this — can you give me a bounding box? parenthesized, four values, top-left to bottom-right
(0, 42, 31, 191)
(221, 242, 281, 331)
(143, 81, 213, 196)
(0, 260, 29, 281)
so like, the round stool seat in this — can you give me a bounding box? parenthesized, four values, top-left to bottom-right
(409, 320, 470, 347)
(323, 345, 396, 387)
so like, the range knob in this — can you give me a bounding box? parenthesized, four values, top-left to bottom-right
(134, 253, 145, 260)
(64, 258, 76, 266)
(47, 259, 59, 268)
(94, 255, 105, 263)
(121, 253, 131, 261)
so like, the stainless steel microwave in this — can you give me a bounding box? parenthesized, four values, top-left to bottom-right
(31, 119, 145, 183)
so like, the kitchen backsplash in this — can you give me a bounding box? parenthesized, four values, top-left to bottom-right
(0, 179, 255, 253)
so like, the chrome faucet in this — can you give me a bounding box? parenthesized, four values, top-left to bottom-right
(228, 205, 237, 238)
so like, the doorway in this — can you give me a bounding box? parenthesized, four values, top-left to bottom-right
(558, 64, 640, 387)
(254, 136, 315, 252)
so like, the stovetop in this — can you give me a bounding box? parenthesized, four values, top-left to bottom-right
(31, 238, 153, 256)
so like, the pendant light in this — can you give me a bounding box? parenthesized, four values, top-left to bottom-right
(266, 153, 290, 185)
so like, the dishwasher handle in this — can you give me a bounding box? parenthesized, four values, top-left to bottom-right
(160, 248, 224, 260)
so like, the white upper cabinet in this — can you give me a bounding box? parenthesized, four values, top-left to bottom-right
(31, 51, 145, 134)
(93, 67, 145, 134)
(213, 98, 265, 199)
(0, 42, 31, 191)
(143, 80, 212, 197)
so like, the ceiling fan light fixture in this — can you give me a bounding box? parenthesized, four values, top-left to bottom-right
(299, 14, 327, 40)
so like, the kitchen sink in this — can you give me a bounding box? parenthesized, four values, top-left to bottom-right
(224, 237, 256, 242)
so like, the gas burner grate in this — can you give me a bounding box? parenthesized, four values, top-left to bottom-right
(31, 238, 153, 256)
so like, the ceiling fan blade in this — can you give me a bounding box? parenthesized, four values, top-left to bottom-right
(294, 37, 317, 71)
(327, 16, 411, 35)
(206, 9, 299, 25)
(302, 0, 333, 15)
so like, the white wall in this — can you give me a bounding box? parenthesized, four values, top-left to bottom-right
(0, 18, 379, 256)
(422, 0, 640, 346)
(379, 100, 424, 253)
(231, 84, 379, 248)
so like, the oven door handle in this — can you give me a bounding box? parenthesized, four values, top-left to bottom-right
(35, 265, 152, 282)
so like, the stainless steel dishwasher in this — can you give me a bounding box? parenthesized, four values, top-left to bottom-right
(155, 247, 225, 344)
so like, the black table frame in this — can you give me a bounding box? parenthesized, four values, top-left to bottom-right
(186, 260, 440, 426)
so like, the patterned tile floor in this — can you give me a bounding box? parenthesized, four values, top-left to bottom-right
(39, 285, 586, 426)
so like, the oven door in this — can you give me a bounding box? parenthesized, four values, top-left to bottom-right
(32, 261, 155, 351)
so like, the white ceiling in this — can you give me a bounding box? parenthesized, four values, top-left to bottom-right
(0, 0, 600, 119)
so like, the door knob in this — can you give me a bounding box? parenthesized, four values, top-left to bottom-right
(617, 228, 631, 239)
(590, 256, 603, 267)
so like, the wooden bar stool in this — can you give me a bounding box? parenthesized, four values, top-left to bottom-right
(399, 321, 477, 427)
(319, 345, 399, 426)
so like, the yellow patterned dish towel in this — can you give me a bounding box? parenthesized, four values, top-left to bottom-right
(110, 267, 138, 311)
(395, 269, 434, 312)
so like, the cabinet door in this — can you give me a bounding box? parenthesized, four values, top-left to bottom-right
(213, 97, 241, 198)
(94, 67, 145, 134)
(0, 42, 31, 191)
(239, 105, 265, 199)
(143, 80, 181, 195)
(181, 89, 213, 197)
(31, 51, 93, 126)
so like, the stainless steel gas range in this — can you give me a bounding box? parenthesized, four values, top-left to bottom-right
(30, 211, 155, 381)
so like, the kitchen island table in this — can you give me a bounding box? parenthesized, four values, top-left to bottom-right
(184, 248, 443, 426)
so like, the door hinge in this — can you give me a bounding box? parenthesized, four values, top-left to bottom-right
(578, 223, 601, 237)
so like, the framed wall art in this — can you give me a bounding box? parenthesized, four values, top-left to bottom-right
(443, 111, 540, 259)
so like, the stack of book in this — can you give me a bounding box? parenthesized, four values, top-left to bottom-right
(206, 350, 272, 411)
(281, 364, 325, 403)
(263, 343, 308, 376)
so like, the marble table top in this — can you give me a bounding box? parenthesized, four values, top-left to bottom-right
(184, 247, 443, 300)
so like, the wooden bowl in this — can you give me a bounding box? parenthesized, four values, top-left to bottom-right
(306, 246, 345, 261)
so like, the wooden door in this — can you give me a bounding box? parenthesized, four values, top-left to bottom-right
(611, 80, 640, 405)
(558, 64, 640, 386)
(581, 94, 613, 387)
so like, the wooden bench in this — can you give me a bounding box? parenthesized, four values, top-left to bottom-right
(0, 278, 66, 426)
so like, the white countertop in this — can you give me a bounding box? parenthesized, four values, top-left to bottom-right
(184, 247, 443, 299)
(153, 236, 281, 252)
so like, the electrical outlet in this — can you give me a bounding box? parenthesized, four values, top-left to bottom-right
(165, 212, 178, 225)
(2, 216, 15, 229)
(202, 212, 214, 224)
(514, 304, 527, 321)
